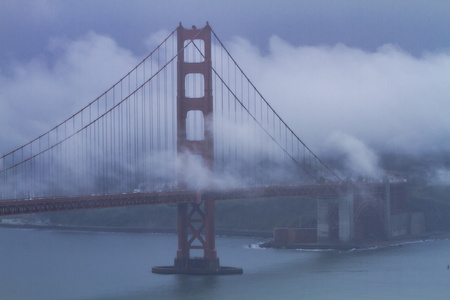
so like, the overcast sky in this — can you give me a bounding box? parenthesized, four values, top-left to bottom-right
(1, 0, 450, 176)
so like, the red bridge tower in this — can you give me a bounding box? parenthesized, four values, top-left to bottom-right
(152, 23, 242, 275)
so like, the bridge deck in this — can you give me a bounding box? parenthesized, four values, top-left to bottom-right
(0, 184, 349, 216)
(1, 182, 406, 217)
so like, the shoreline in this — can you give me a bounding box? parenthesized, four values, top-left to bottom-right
(260, 231, 450, 250)
(2, 223, 448, 249)
(0, 223, 273, 238)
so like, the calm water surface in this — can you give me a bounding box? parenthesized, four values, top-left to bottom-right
(1, 227, 449, 300)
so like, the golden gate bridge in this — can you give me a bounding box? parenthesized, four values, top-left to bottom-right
(0, 23, 406, 274)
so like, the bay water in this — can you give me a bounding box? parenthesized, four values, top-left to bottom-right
(1, 227, 449, 300)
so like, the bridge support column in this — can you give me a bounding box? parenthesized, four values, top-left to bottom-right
(153, 194, 242, 275)
(317, 199, 330, 244)
(317, 184, 354, 245)
(338, 183, 354, 243)
(384, 179, 391, 239)
(176, 203, 189, 261)
(153, 22, 242, 275)
(172, 199, 219, 273)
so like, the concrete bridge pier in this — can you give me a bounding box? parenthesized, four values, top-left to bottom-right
(384, 179, 392, 240)
(339, 183, 354, 243)
(317, 199, 331, 244)
(317, 183, 354, 245)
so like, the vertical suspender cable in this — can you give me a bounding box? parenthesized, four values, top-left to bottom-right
(126, 75, 130, 192)
(164, 40, 168, 179)
(156, 48, 160, 179)
(142, 59, 147, 188)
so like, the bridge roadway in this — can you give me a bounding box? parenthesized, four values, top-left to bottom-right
(0, 184, 348, 216)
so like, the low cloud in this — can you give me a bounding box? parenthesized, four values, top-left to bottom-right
(2, 31, 450, 181)
(326, 131, 380, 178)
(0, 32, 138, 153)
(227, 37, 450, 157)
(429, 168, 450, 186)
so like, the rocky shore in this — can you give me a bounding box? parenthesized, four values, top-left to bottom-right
(260, 231, 450, 250)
